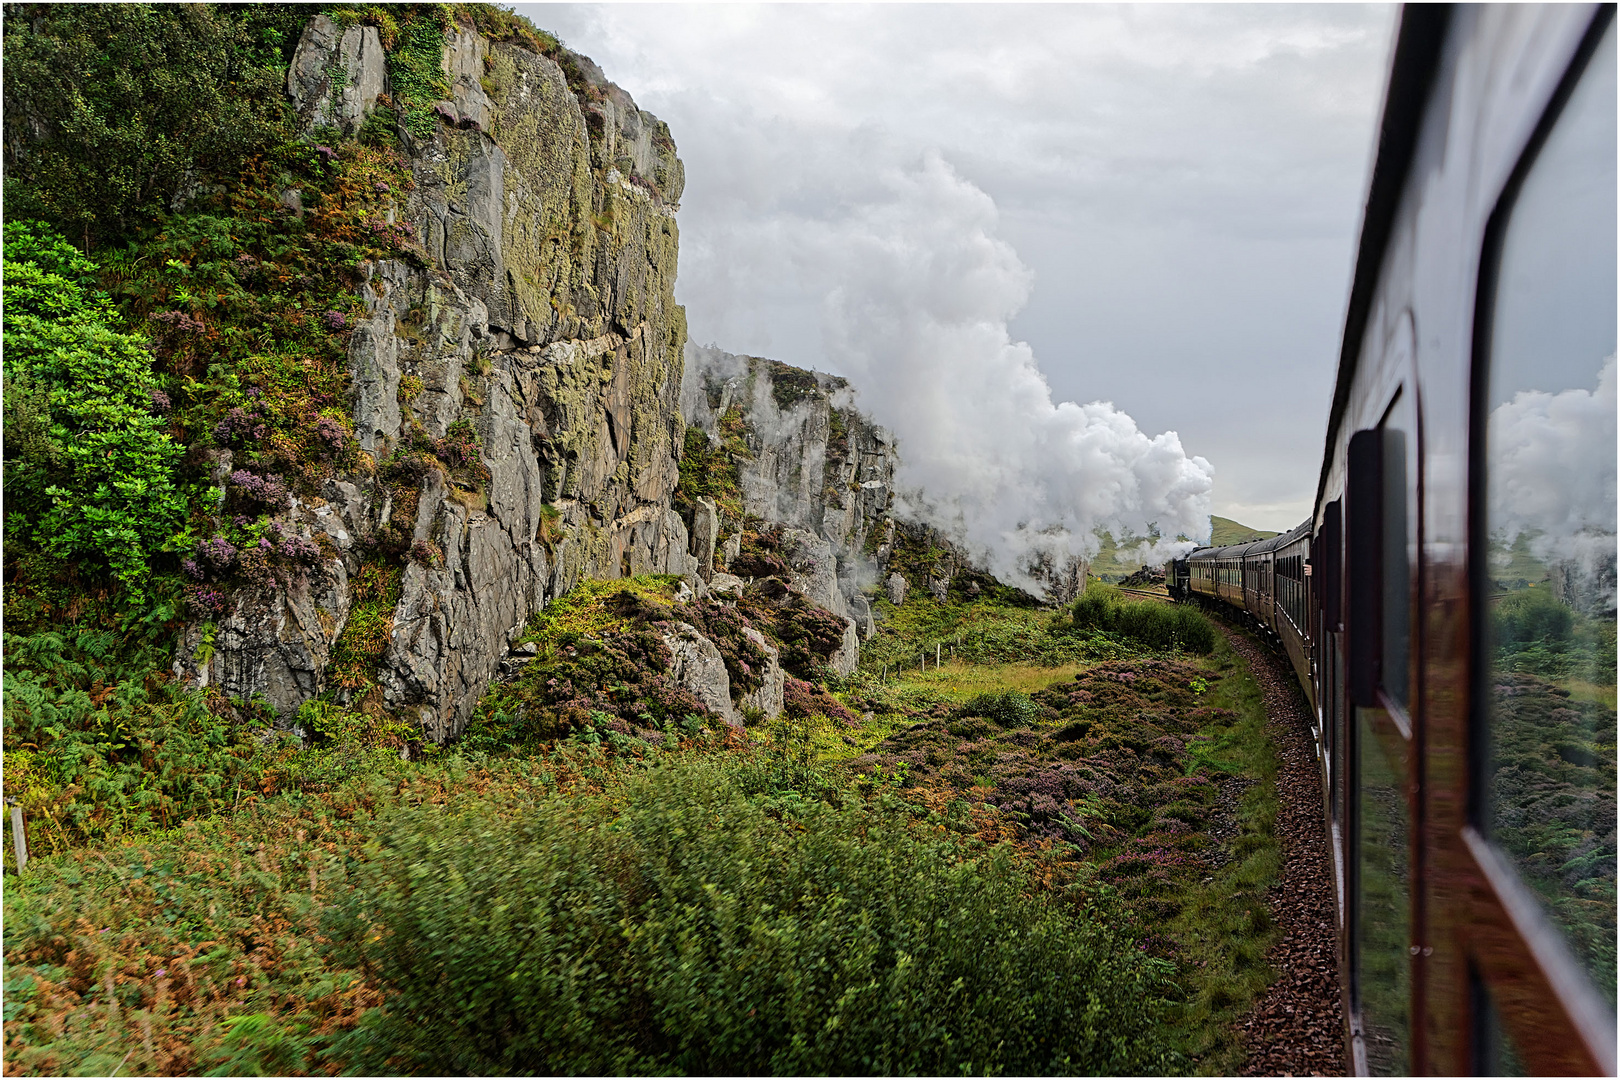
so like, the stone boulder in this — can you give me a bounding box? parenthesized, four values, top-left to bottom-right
(848, 593, 875, 640)
(660, 622, 736, 727)
(886, 572, 908, 606)
(737, 627, 784, 720)
(708, 572, 746, 598)
(720, 532, 741, 570)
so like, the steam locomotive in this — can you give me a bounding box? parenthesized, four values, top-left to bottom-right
(1167, 6, 1616, 1073)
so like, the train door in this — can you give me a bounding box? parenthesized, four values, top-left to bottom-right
(1347, 365, 1421, 1074)
(1317, 501, 1345, 907)
(1457, 12, 1616, 1073)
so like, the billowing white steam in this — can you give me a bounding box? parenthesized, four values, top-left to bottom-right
(817, 152, 1214, 589)
(1487, 354, 1617, 613)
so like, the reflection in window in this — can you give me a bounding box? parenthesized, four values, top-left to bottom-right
(1355, 717, 1410, 1075)
(1483, 20, 1617, 1006)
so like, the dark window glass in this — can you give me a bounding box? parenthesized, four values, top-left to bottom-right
(1380, 394, 1415, 712)
(1482, 20, 1617, 1005)
(1354, 714, 1411, 1074)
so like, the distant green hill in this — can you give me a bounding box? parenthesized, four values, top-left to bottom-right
(1209, 516, 1279, 547)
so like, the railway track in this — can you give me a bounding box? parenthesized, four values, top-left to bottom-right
(1115, 586, 1172, 603)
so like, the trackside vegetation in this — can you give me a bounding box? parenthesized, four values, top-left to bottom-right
(3, 742, 1182, 1076)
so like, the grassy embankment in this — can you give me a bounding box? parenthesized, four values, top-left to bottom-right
(844, 584, 1281, 1072)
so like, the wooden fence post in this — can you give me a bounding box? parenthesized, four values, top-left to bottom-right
(7, 797, 27, 874)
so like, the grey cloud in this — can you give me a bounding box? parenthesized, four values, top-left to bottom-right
(526, 3, 1396, 532)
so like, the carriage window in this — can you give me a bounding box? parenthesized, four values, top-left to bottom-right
(1355, 715, 1411, 1074)
(1481, 18, 1616, 1006)
(1381, 393, 1415, 713)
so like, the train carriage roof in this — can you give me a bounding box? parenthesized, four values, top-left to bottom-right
(1185, 518, 1311, 562)
(1315, 7, 1450, 515)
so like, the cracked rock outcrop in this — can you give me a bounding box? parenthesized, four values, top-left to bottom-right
(176, 16, 699, 741)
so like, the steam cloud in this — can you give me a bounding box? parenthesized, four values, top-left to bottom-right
(1487, 355, 1617, 613)
(815, 152, 1214, 590)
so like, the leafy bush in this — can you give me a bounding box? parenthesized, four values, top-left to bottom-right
(2, 3, 300, 243)
(1068, 583, 1216, 654)
(325, 755, 1180, 1076)
(1489, 586, 1615, 684)
(3, 221, 188, 603)
(1, 626, 269, 853)
(1493, 587, 1574, 649)
(959, 689, 1044, 728)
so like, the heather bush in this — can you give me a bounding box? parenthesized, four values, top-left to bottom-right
(325, 754, 1181, 1076)
(782, 675, 858, 725)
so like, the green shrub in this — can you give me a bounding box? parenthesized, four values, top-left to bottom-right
(1068, 583, 1216, 654)
(327, 755, 1179, 1076)
(1, 626, 269, 853)
(2, 3, 299, 244)
(959, 689, 1043, 728)
(1493, 587, 1574, 649)
(3, 221, 188, 603)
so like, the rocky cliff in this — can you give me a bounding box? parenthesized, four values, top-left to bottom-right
(174, 14, 699, 741)
(142, 12, 1085, 744)
(677, 346, 1073, 635)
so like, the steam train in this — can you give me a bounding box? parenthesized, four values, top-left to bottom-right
(1167, 6, 1616, 1074)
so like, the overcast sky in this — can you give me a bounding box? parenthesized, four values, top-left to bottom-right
(520, 2, 1399, 534)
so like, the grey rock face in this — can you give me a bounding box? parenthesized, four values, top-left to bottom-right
(886, 572, 908, 607)
(287, 16, 386, 135)
(782, 528, 847, 620)
(442, 27, 496, 132)
(175, 557, 350, 720)
(829, 618, 861, 679)
(682, 347, 897, 605)
(738, 627, 784, 720)
(175, 20, 694, 740)
(661, 622, 736, 727)
(680, 344, 1090, 606)
(720, 533, 741, 571)
(690, 497, 718, 580)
